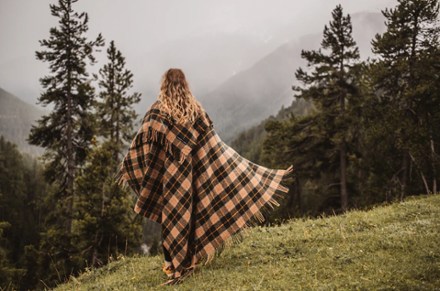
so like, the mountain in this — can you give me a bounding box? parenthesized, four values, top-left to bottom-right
(0, 12, 386, 152)
(129, 31, 285, 119)
(137, 32, 278, 95)
(200, 38, 305, 142)
(0, 87, 45, 156)
(201, 12, 386, 142)
(55, 194, 440, 290)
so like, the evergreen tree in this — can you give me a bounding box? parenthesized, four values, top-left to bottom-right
(369, 0, 440, 197)
(26, 0, 104, 285)
(74, 141, 142, 268)
(72, 40, 142, 269)
(0, 136, 48, 289)
(0, 221, 19, 290)
(262, 116, 311, 217)
(96, 40, 141, 162)
(231, 98, 312, 167)
(0, 137, 27, 289)
(293, 4, 361, 211)
(28, 0, 104, 233)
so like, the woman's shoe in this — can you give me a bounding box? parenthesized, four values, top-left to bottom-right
(159, 266, 195, 286)
(162, 262, 175, 278)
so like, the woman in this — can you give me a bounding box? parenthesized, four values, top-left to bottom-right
(116, 68, 294, 286)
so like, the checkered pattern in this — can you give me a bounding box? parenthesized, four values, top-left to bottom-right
(115, 100, 294, 279)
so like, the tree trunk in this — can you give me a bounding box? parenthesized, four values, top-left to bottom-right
(92, 187, 107, 267)
(65, 4, 75, 234)
(401, 152, 410, 200)
(430, 137, 437, 194)
(338, 47, 348, 212)
(288, 176, 302, 217)
(409, 152, 430, 194)
(295, 176, 302, 215)
(340, 142, 348, 211)
(91, 232, 99, 267)
(115, 97, 120, 165)
(66, 91, 74, 234)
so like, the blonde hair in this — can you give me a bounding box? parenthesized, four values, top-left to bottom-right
(157, 68, 204, 125)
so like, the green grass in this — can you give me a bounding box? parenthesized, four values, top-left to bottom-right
(56, 194, 440, 290)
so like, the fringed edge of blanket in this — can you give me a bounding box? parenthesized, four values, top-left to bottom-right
(113, 160, 139, 196)
(184, 164, 296, 274)
(142, 126, 189, 164)
(113, 125, 189, 185)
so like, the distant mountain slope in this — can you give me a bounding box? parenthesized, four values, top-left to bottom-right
(202, 12, 385, 143)
(137, 32, 274, 95)
(0, 87, 45, 156)
(109, 31, 280, 120)
(202, 39, 303, 142)
(230, 98, 313, 164)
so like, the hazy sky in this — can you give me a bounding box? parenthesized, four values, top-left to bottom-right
(0, 0, 396, 105)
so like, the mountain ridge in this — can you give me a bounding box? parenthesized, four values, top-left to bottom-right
(0, 87, 45, 157)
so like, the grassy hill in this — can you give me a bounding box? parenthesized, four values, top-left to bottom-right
(55, 194, 440, 290)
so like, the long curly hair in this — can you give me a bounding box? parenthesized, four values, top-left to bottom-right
(157, 68, 204, 125)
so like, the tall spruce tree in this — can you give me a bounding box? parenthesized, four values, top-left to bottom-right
(26, 0, 104, 285)
(73, 40, 142, 268)
(369, 0, 440, 197)
(96, 40, 141, 162)
(293, 4, 361, 211)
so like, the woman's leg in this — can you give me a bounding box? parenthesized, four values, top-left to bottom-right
(161, 224, 175, 281)
(163, 244, 172, 262)
(162, 222, 172, 264)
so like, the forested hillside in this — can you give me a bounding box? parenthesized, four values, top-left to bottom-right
(231, 1, 440, 220)
(0, 136, 49, 289)
(230, 98, 312, 165)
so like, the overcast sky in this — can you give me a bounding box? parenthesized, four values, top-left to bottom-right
(0, 0, 396, 105)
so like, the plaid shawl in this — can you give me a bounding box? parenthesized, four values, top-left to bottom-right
(115, 100, 294, 280)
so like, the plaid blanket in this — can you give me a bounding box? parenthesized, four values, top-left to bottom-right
(115, 100, 294, 280)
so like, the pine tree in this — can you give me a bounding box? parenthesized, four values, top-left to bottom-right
(74, 141, 142, 268)
(26, 0, 104, 285)
(369, 0, 440, 197)
(28, 0, 104, 233)
(96, 40, 141, 162)
(72, 40, 142, 268)
(293, 4, 361, 212)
